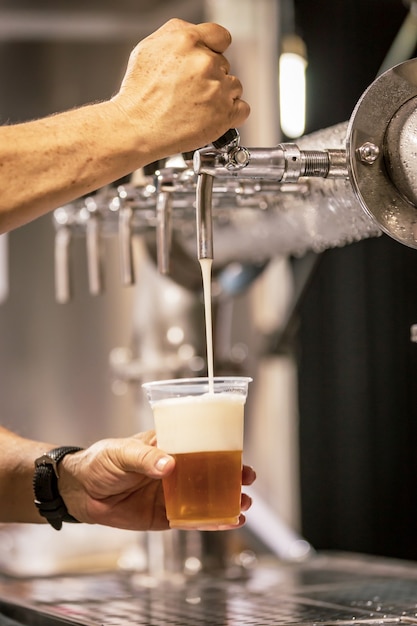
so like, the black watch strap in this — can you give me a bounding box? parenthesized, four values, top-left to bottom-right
(33, 446, 84, 530)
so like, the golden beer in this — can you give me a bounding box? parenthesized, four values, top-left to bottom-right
(163, 450, 242, 528)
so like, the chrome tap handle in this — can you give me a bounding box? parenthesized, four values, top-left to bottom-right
(212, 128, 240, 149)
(54, 226, 72, 303)
(86, 213, 104, 295)
(156, 189, 172, 274)
(119, 205, 134, 286)
(215, 128, 251, 172)
(194, 128, 250, 177)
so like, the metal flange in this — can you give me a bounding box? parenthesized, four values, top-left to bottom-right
(346, 57, 417, 249)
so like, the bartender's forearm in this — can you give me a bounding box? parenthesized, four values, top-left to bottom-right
(0, 102, 149, 234)
(0, 426, 54, 523)
(0, 20, 250, 235)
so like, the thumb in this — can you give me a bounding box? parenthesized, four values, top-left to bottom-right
(116, 437, 175, 479)
(195, 22, 232, 54)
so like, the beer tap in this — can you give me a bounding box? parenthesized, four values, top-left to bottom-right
(54, 222, 72, 304)
(155, 168, 174, 275)
(194, 129, 245, 262)
(118, 203, 135, 286)
(192, 127, 348, 277)
(85, 198, 104, 296)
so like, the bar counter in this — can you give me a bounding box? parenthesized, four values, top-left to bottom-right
(1, 551, 417, 625)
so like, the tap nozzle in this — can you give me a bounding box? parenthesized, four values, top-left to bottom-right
(196, 172, 214, 260)
(195, 129, 242, 261)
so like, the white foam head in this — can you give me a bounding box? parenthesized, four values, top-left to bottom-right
(152, 392, 245, 454)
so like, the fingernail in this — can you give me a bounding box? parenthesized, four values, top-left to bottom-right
(155, 456, 171, 471)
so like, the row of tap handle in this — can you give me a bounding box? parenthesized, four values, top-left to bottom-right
(53, 131, 348, 303)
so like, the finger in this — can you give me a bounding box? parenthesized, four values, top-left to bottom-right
(231, 99, 251, 128)
(224, 74, 250, 128)
(241, 492, 252, 512)
(217, 54, 231, 76)
(227, 74, 243, 98)
(236, 513, 246, 528)
(195, 22, 232, 54)
(242, 464, 256, 485)
(154, 19, 232, 54)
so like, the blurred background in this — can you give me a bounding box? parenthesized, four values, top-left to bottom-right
(295, 0, 417, 561)
(1, 0, 417, 563)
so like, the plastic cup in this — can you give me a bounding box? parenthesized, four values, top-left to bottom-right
(142, 376, 252, 530)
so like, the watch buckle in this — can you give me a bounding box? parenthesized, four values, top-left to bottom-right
(35, 453, 60, 478)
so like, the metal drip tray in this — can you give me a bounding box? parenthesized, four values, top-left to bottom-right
(1, 552, 417, 625)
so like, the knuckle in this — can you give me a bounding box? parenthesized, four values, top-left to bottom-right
(166, 17, 183, 27)
(174, 28, 200, 52)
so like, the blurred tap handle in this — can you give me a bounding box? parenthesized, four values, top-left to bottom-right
(156, 189, 172, 275)
(55, 226, 72, 304)
(119, 205, 135, 286)
(86, 212, 104, 296)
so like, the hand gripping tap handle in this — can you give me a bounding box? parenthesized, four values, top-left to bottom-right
(211, 128, 239, 150)
(196, 129, 239, 260)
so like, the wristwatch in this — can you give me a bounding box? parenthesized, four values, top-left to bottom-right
(33, 446, 84, 530)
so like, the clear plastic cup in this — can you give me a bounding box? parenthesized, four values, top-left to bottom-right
(142, 376, 252, 530)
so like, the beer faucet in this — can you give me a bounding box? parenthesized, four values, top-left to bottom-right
(192, 128, 347, 272)
(193, 130, 347, 182)
(54, 221, 72, 304)
(195, 129, 245, 263)
(85, 198, 104, 296)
